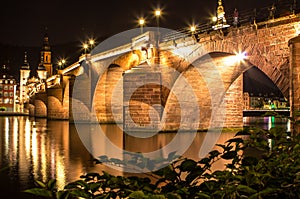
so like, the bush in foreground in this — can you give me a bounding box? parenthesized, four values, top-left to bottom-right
(24, 126, 300, 199)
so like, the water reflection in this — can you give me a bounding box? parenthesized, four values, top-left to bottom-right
(0, 116, 290, 198)
(243, 116, 290, 131)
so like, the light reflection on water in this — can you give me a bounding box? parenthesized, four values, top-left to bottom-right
(0, 116, 289, 198)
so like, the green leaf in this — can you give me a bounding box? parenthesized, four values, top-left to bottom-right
(209, 150, 221, 158)
(47, 179, 57, 190)
(236, 185, 257, 194)
(148, 195, 166, 199)
(35, 180, 46, 188)
(235, 130, 251, 136)
(221, 151, 237, 160)
(180, 159, 197, 171)
(23, 188, 52, 198)
(195, 192, 211, 199)
(56, 190, 70, 199)
(249, 188, 281, 199)
(226, 138, 244, 144)
(90, 182, 101, 193)
(70, 189, 92, 198)
(166, 193, 181, 199)
(129, 190, 145, 198)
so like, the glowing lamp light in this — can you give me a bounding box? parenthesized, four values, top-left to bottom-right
(155, 9, 161, 17)
(190, 26, 196, 33)
(236, 52, 247, 62)
(139, 18, 145, 25)
(212, 16, 218, 22)
(89, 39, 95, 46)
(224, 51, 247, 65)
(83, 43, 88, 49)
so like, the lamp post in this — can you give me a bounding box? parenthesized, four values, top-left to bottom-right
(154, 9, 162, 48)
(139, 18, 145, 34)
(155, 9, 161, 30)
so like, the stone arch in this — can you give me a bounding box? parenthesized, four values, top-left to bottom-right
(92, 49, 151, 123)
(161, 51, 252, 131)
(93, 63, 124, 123)
(34, 99, 47, 117)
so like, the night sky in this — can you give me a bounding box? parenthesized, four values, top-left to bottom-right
(0, 0, 276, 46)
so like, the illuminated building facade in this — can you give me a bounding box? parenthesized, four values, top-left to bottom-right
(0, 65, 17, 112)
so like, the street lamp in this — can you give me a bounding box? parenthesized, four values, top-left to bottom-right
(190, 25, 196, 33)
(154, 9, 161, 28)
(83, 43, 88, 54)
(154, 8, 162, 46)
(89, 39, 95, 48)
(139, 18, 145, 34)
(58, 59, 66, 70)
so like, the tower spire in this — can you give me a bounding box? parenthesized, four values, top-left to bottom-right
(212, 0, 230, 30)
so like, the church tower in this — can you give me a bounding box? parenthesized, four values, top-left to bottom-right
(40, 33, 53, 76)
(37, 54, 47, 80)
(20, 52, 31, 106)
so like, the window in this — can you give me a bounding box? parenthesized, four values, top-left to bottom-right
(0, 80, 2, 83)
(10, 80, 13, 84)
(0, 85, 2, 90)
(9, 99, 13, 104)
(4, 92, 8, 97)
(9, 86, 13, 90)
(5, 80, 7, 84)
(0, 98, 2, 103)
(9, 92, 13, 97)
(4, 86, 8, 90)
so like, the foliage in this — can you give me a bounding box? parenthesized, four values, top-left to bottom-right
(24, 126, 300, 198)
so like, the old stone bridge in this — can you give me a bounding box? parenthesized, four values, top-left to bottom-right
(29, 13, 300, 132)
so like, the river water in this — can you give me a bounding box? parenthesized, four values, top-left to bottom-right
(0, 116, 289, 198)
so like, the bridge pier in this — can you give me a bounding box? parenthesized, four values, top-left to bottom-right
(123, 64, 162, 132)
(224, 75, 244, 128)
(289, 35, 300, 133)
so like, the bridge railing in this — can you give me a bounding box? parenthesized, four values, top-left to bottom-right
(161, 0, 299, 42)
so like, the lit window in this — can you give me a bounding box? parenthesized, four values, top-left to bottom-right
(4, 92, 8, 97)
(9, 99, 13, 104)
(9, 92, 13, 97)
(4, 86, 8, 90)
(10, 80, 13, 84)
(5, 80, 7, 84)
(9, 86, 13, 90)
(0, 80, 2, 83)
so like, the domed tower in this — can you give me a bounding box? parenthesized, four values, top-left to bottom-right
(20, 52, 31, 104)
(39, 33, 53, 77)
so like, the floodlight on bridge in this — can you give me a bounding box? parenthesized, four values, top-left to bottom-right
(224, 51, 247, 65)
